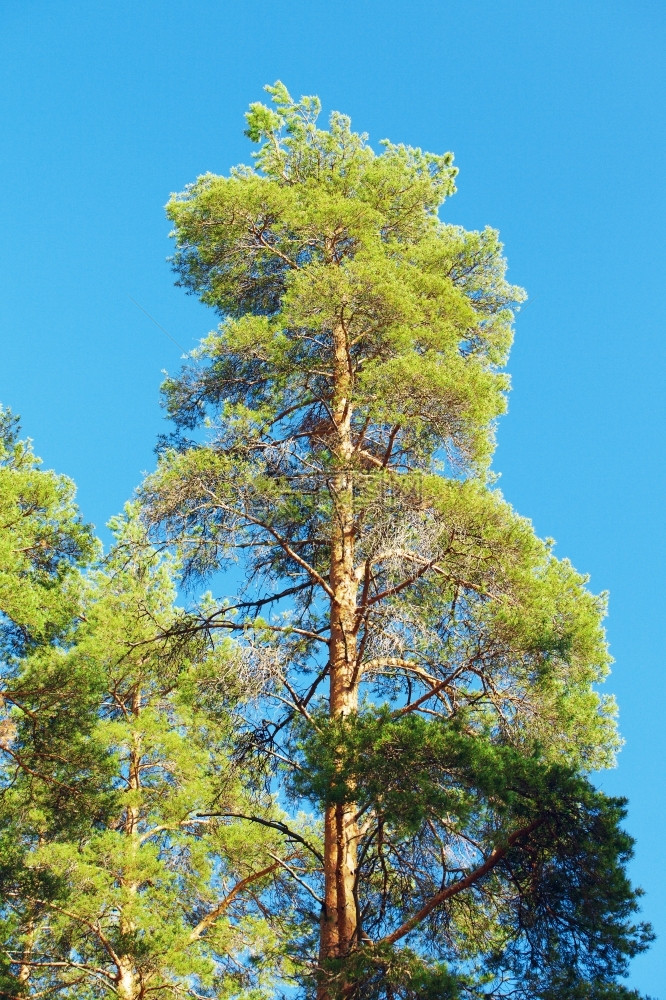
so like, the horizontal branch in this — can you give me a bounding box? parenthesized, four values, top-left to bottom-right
(4, 958, 117, 987)
(196, 812, 324, 865)
(361, 658, 443, 692)
(138, 816, 210, 845)
(393, 666, 463, 717)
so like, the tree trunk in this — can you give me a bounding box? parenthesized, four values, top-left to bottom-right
(318, 320, 360, 997)
(116, 685, 142, 1000)
(116, 958, 141, 1000)
(16, 915, 35, 988)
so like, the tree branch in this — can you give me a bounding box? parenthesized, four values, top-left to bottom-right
(196, 812, 324, 865)
(188, 860, 282, 941)
(378, 818, 542, 946)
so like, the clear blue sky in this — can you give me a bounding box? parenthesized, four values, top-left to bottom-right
(2, 1, 664, 991)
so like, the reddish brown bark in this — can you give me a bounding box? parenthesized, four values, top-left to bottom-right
(318, 320, 360, 997)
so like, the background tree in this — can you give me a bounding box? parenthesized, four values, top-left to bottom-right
(1, 508, 306, 1000)
(0, 404, 94, 691)
(0, 404, 98, 840)
(0, 407, 101, 996)
(0, 404, 98, 813)
(137, 85, 652, 998)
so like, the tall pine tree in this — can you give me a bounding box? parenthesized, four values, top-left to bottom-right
(141, 85, 652, 999)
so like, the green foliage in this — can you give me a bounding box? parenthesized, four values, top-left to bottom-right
(317, 943, 465, 1000)
(0, 406, 104, 834)
(493, 789, 654, 994)
(293, 708, 558, 820)
(164, 82, 520, 475)
(1, 86, 650, 1000)
(292, 711, 652, 994)
(0, 508, 304, 999)
(140, 83, 654, 998)
(0, 406, 95, 658)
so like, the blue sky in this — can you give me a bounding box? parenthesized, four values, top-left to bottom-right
(2, 1, 664, 991)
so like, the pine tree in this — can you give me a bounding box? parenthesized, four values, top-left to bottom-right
(0, 407, 101, 996)
(141, 85, 652, 998)
(1, 508, 304, 999)
(0, 405, 94, 666)
(0, 405, 98, 845)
